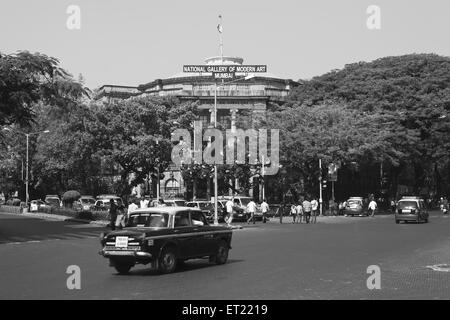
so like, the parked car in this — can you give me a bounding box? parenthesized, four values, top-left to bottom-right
(95, 195, 124, 208)
(73, 196, 96, 212)
(395, 196, 429, 224)
(343, 197, 367, 217)
(164, 199, 187, 207)
(99, 207, 233, 274)
(30, 200, 45, 212)
(44, 195, 62, 208)
(94, 199, 113, 211)
(186, 200, 226, 222)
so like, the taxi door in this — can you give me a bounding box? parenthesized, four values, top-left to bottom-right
(190, 210, 215, 256)
(173, 211, 198, 258)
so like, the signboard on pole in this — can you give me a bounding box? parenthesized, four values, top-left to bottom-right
(328, 163, 338, 182)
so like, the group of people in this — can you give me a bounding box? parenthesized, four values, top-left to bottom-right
(223, 198, 271, 226)
(107, 197, 166, 230)
(288, 198, 319, 224)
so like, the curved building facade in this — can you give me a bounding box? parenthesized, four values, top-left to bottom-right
(95, 56, 300, 200)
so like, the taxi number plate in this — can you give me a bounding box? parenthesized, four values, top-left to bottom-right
(115, 236, 128, 248)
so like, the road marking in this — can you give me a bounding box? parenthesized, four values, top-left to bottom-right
(426, 264, 450, 272)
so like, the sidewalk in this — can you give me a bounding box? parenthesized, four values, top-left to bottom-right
(0, 210, 109, 226)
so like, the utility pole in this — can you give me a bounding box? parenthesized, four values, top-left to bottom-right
(319, 158, 323, 216)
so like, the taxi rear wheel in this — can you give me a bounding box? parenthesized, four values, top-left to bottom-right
(159, 247, 177, 274)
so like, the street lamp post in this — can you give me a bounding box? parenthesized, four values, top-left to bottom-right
(25, 130, 50, 210)
(212, 74, 255, 226)
(2, 128, 50, 210)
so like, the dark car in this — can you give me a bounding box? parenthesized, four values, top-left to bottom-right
(186, 201, 225, 222)
(99, 207, 233, 274)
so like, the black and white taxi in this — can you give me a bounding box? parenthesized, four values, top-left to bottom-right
(99, 207, 233, 274)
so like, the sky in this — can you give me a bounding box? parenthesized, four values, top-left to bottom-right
(1, 0, 449, 89)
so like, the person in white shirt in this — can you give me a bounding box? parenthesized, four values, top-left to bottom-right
(290, 204, 297, 223)
(295, 202, 303, 224)
(127, 199, 139, 218)
(225, 199, 234, 226)
(140, 198, 147, 209)
(311, 198, 319, 223)
(246, 200, 257, 224)
(368, 199, 377, 217)
(260, 199, 269, 223)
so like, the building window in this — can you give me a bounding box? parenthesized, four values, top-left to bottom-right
(199, 114, 209, 128)
(165, 179, 180, 197)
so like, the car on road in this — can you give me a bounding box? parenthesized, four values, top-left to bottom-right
(99, 206, 233, 274)
(395, 197, 429, 224)
(343, 197, 367, 217)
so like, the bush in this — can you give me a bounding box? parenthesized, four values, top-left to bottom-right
(62, 190, 81, 207)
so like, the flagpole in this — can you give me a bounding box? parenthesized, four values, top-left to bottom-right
(218, 14, 223, 64)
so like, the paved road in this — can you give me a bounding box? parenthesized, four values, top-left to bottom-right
(1, 211, 450, 299)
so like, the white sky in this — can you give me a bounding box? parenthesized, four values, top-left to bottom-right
(1, 0, 449, 89)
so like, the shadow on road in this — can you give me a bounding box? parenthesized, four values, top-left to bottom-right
(122, 259, 245, 277)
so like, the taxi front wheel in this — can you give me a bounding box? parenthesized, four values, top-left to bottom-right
(159, 247, 177, 274)
(210, 241, 229, 265)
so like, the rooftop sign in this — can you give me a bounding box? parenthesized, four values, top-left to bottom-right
(183, 65, 267, 73)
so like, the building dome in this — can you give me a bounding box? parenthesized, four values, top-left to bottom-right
(204, 56, 244, 65)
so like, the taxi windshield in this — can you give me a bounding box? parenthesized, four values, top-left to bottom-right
(127, 213, 170, 228)
(347, 200, 362, 206)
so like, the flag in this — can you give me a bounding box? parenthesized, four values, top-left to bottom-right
(217, 14, 223, 33)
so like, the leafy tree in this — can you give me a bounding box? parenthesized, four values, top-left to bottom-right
(0, 51, 90, 128)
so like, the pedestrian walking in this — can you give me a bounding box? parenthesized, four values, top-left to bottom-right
(302, 198, 312, 223)
(290, 204, 297, 223)
(368, 199, 377, 217)
(260, 199, 269, 223)
(225, 198, 234, 226)
(157, 199, 166, 207)
(296, 202, 303, 224)
(311, 198, 319, 223)
(108, 199, 118, 230)
(279, 203, 285, 224)
(247, 199, 257, 224)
